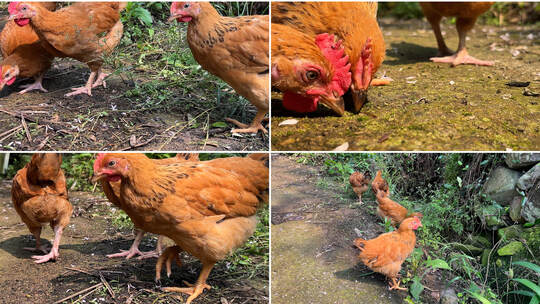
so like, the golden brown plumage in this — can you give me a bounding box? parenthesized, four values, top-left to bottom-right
(9, 2, 126, 96)
(420, 2, 494, 66)
(371, 170, 389, 197)
(169, 2, 269, 134)
(272, 2, 386, 114)
(354, 216, 422, 290)
(375, 190, 423, 227)
(0, 2, 56, 93)
(93, 153, 268, 303)
(11, 153, 72, 264)
(349, 172, 371, 204)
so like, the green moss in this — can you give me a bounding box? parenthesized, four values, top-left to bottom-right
(497, 241, 524, 256)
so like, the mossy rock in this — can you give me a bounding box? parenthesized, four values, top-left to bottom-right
(521, 225, 540, 250)
(453, 243, 483, 256)
(476, 204, 506, 230)
(481, 249, 492, 266)
(497, 225, 524, 240)
(497, 241, 524, 256)
(466, 235, 491, 248)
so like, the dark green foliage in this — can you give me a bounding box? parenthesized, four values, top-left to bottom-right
(379, 2, 424, 20)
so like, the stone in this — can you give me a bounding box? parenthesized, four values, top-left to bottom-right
(521, 180, 540, 223)
(453, 243, 483, 256)
(477, 204, 505, 230)
(517, 163, 540, 191)
(440, 288, 458, 304)
(505, 153, 540, 169)
(482, 167, 521, 205)
(497, 225, 523, 240)
(466, 235, 491, 248)
(497, 241, 524, 256)
(509, 197, 525, 223)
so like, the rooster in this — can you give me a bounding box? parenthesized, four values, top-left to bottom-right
(420, 2, 494, 66)
(354, 216, 422, 290)
(92, 153, 268, 303)
(272, 2, 388, 114)
(8, 2, 126, 96)
(169, 2, 269, 134)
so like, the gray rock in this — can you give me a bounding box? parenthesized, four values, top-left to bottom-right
(505, 153, 540, 169)
(517, 163, 540, 191)
(509, 196, 524, 223)
(521, 194, 540, 223)
(440, 288, 458, 304)
(476, 204, 505, 230)
(482, 167, 521, 205)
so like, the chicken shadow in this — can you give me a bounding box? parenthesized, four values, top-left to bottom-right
(384, 41, 440, 66)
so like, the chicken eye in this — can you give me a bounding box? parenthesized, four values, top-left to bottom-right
(305, 70, 319, 80)
(21, 6, 27, 11)
(183, 3, 190, 8)
(108, 160, 116, 167)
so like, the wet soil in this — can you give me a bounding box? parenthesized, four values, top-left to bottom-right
(271, 155, 405, 303)
(272, 20, 540, 151)
(0, 180, 268, 304)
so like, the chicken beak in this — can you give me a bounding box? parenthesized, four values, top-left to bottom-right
(319, 94, 345, 116)
(90, 173, 106, 183)
(351, 89, 368, 113)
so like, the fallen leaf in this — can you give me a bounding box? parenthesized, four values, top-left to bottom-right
(333, 142, 349, 151)
(278, 119, 299, 126)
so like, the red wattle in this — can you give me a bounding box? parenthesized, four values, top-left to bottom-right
(14, 18, 30, 26)
(6, 77, 16, 86)
(282, 91, 318, 113)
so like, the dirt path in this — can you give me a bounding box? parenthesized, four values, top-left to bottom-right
(271, 155, 405, 304)
(272, 20, 540, 151)
(0, 180, 268, 304)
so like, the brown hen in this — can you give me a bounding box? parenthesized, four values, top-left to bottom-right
(11, 153, 72, 264)
(93, 153, 268, 303)
(349, 171, 371, 204)
(169, 2, 269, 134)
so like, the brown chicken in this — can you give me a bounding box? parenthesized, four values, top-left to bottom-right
(11, 153, 72, 263)
(420, 2, 494, 66)
(354, 216, 422, 290)
(169, 2, 269, 134)
(102, 153, 200, 260)
(349, 171, 371, 204)
(271, 23, 351, 114)
(0, 2, 56, 93)
(92, 153, 268, 303)
(9, 2, 126, 96)
(375, 190, 423, 227)
(272, 2, 387, 114)
(371, 170, 389, 197)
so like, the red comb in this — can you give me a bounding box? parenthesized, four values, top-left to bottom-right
(93, 153, 106, 172)
(315, 33, 351, 97)
(8, 2, 19, 15)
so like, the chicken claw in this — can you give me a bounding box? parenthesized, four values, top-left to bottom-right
(430, 48, 494, 67)
(225, 118, 268, 134)
(389, 277, 407, 291)
(31, 248, 59, 264)
(65, 85, 93, 97)
(162, 282, 212, 304)
(155, 246, 182, 281)
(106, 247, 159, 259)
(19, 74, 48, 94)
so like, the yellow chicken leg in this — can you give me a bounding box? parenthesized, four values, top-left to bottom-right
(162, 261, 214, 304)
(226, 111, 268, 134)
(389, 277, 407, 291)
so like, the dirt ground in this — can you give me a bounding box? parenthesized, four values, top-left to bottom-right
(272, 19, 540, 151)
(271, 155, 407, 304)
(0, 180, 268, 304)
(0, 25, 268, 152)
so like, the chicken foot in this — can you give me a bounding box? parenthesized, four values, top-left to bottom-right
(23, 227, 49, 254)
(65, 67, 108, 97)
(31, 226, 63, 263)
(155, 245, 182, 281)
(162, 261, 215, 304)
(107, 230, 163, 260)
(389, 277, 407, 291)
(19, 73, 47, 94)
(226, 110, 268, 134)
(428, 16, 493, 67)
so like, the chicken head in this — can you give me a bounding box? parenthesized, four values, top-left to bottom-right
(8, 2, 37, 26)
(168, 2, 201, 23)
